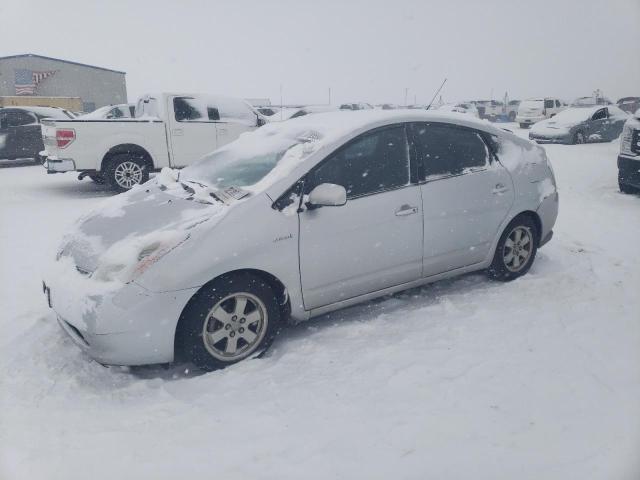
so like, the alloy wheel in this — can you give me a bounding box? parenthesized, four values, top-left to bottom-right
(114, 161, 143, 189)
(503, 226, 533, 272)
(202, 293, 268, 361)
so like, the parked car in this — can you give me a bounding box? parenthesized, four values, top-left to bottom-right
(40, 93, 266, 191)
(267, 105, 337, 122)
(437, 103, 480, 117)
(79, 104, 135, 119)
(516, 98, 566, 128)
(529, 105, 629, 144)
(339, 103, 374, 110)
(0, 106, 74, 163)
(471, 100, 503, 120)
(571, 96, 613, 107)
(618, 109, 640, 194)
(43, 110, 558, 370)
(616, 97, 640, 115)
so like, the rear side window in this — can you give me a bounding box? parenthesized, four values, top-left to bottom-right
(544, 99, 554, 109)
(174, 97, 204, 122)
(305, 126, 410, 199)
(411, 123, 489, 180)
(4, 111, 36, 127)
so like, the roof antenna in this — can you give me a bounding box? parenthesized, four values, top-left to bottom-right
(426, 78, 447, 110)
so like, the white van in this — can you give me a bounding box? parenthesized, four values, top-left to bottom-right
(516, 98, 566, 128)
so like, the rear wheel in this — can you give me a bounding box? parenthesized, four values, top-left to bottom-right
(104, 154, 149, 192)
(573, 131, 585, 144)
(175, 272, 282, 371)
(488, 216, 538, 281)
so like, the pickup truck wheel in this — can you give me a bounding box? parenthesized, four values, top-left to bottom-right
(105, 154, 148, 192)
(175, 272, 282, 371)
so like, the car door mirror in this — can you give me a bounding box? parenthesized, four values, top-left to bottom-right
(307, 183, 347, 209)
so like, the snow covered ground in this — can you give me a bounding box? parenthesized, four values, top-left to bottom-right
(1, 126, 639, 479)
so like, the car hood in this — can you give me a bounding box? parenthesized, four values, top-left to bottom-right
(531, 118, 577, 135)
(59, 182, 229, 273)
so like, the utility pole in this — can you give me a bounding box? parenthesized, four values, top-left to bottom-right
(404, 87, 408, 107)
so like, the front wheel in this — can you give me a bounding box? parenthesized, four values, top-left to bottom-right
(175, 272, 282, 371)
(105, 154, 149, 192)
(572, 131, 585, 144)
(488, 216, 538, 281)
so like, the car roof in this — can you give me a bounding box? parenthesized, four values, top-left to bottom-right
(0, 106, 72, 118)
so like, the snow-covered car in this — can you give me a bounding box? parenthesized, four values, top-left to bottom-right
(529, 105, 629, 144)
(618, 109, 640, 193)
(43, 110, 558, 370)
(616, 97, 640, 115)
(40, 93, 266, 191)
(0, 106, 74, 163)
(78, 104, 135, 120)
(571, 96, 613, 107)
(437, 103, 480, 117)
(267, 105, 337, 122)
(339, 103, 374, 110)
(516, 98, 566, 128)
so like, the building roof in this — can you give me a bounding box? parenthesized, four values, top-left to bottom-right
(0, 54, 125, 74)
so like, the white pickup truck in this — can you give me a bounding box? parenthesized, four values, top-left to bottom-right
(41, 93, 266, 191)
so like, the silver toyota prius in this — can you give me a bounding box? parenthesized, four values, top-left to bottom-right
(44, 110, 558, 370)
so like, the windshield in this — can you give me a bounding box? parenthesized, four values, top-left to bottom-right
(182, 148, 291, 190)
(180, 126, 321, 192)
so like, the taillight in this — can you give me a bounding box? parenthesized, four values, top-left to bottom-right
(56, 129, 75, 148)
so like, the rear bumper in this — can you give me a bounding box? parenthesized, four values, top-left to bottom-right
(618, 155, 640, 188)
(43, 157, 76, 173)
(536, 191, 559, 248)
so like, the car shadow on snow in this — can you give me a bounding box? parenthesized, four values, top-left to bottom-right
(129, 268, 516, 381)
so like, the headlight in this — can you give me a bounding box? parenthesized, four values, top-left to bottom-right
(93, 233, 190, 283)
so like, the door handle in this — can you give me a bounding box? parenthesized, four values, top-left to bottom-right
(395, 205, 419, 216)
(172, 128, 184, 136)
(492, 183, 509, 195)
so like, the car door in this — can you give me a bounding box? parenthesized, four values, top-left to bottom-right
(167, 96, 219, 167)
(587, 108, 609, 141)
(410, 122, 514, 277)
(0, 111, 12, 159)
(10, 110, 42, 158)
(298, 125, 423, 310)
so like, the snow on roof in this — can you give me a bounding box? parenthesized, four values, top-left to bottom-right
(2, 105, 73, 119)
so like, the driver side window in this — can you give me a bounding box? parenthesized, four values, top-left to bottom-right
(305, 126, 410, 199)
(592, 108, 607, 121)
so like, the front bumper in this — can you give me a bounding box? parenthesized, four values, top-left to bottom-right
(43, 277, 199, 366)
(43, 157, 76, 173)
(528, 134, 571, 144)
(618, 154, 640, 189)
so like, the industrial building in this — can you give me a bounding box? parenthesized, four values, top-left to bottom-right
(0, 53, 127, 112)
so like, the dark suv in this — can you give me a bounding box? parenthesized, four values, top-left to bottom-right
(618, 109, 640, 194)
(0, 106, 74, 163)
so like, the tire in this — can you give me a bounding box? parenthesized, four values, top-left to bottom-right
(519, 123, 530, 129)
(104, 154, 149, 192)
(175, 272, 282, 371)
(572, 131, 585, 145)
(487, 215, 538, 282)
(619, 174, 639, 194)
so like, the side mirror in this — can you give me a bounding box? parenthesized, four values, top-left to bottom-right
(307, 183, 347, 209)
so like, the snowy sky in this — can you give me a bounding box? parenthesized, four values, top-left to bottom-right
(1, 0, 639, 105)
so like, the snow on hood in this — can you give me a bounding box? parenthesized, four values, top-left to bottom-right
(53, 181, 229, 280)
(534, 107, 599, 131)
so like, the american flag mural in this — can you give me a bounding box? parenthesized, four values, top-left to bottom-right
(14, 69, 57, 95)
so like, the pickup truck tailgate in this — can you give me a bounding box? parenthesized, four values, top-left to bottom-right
(41, 120, 61, 157)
